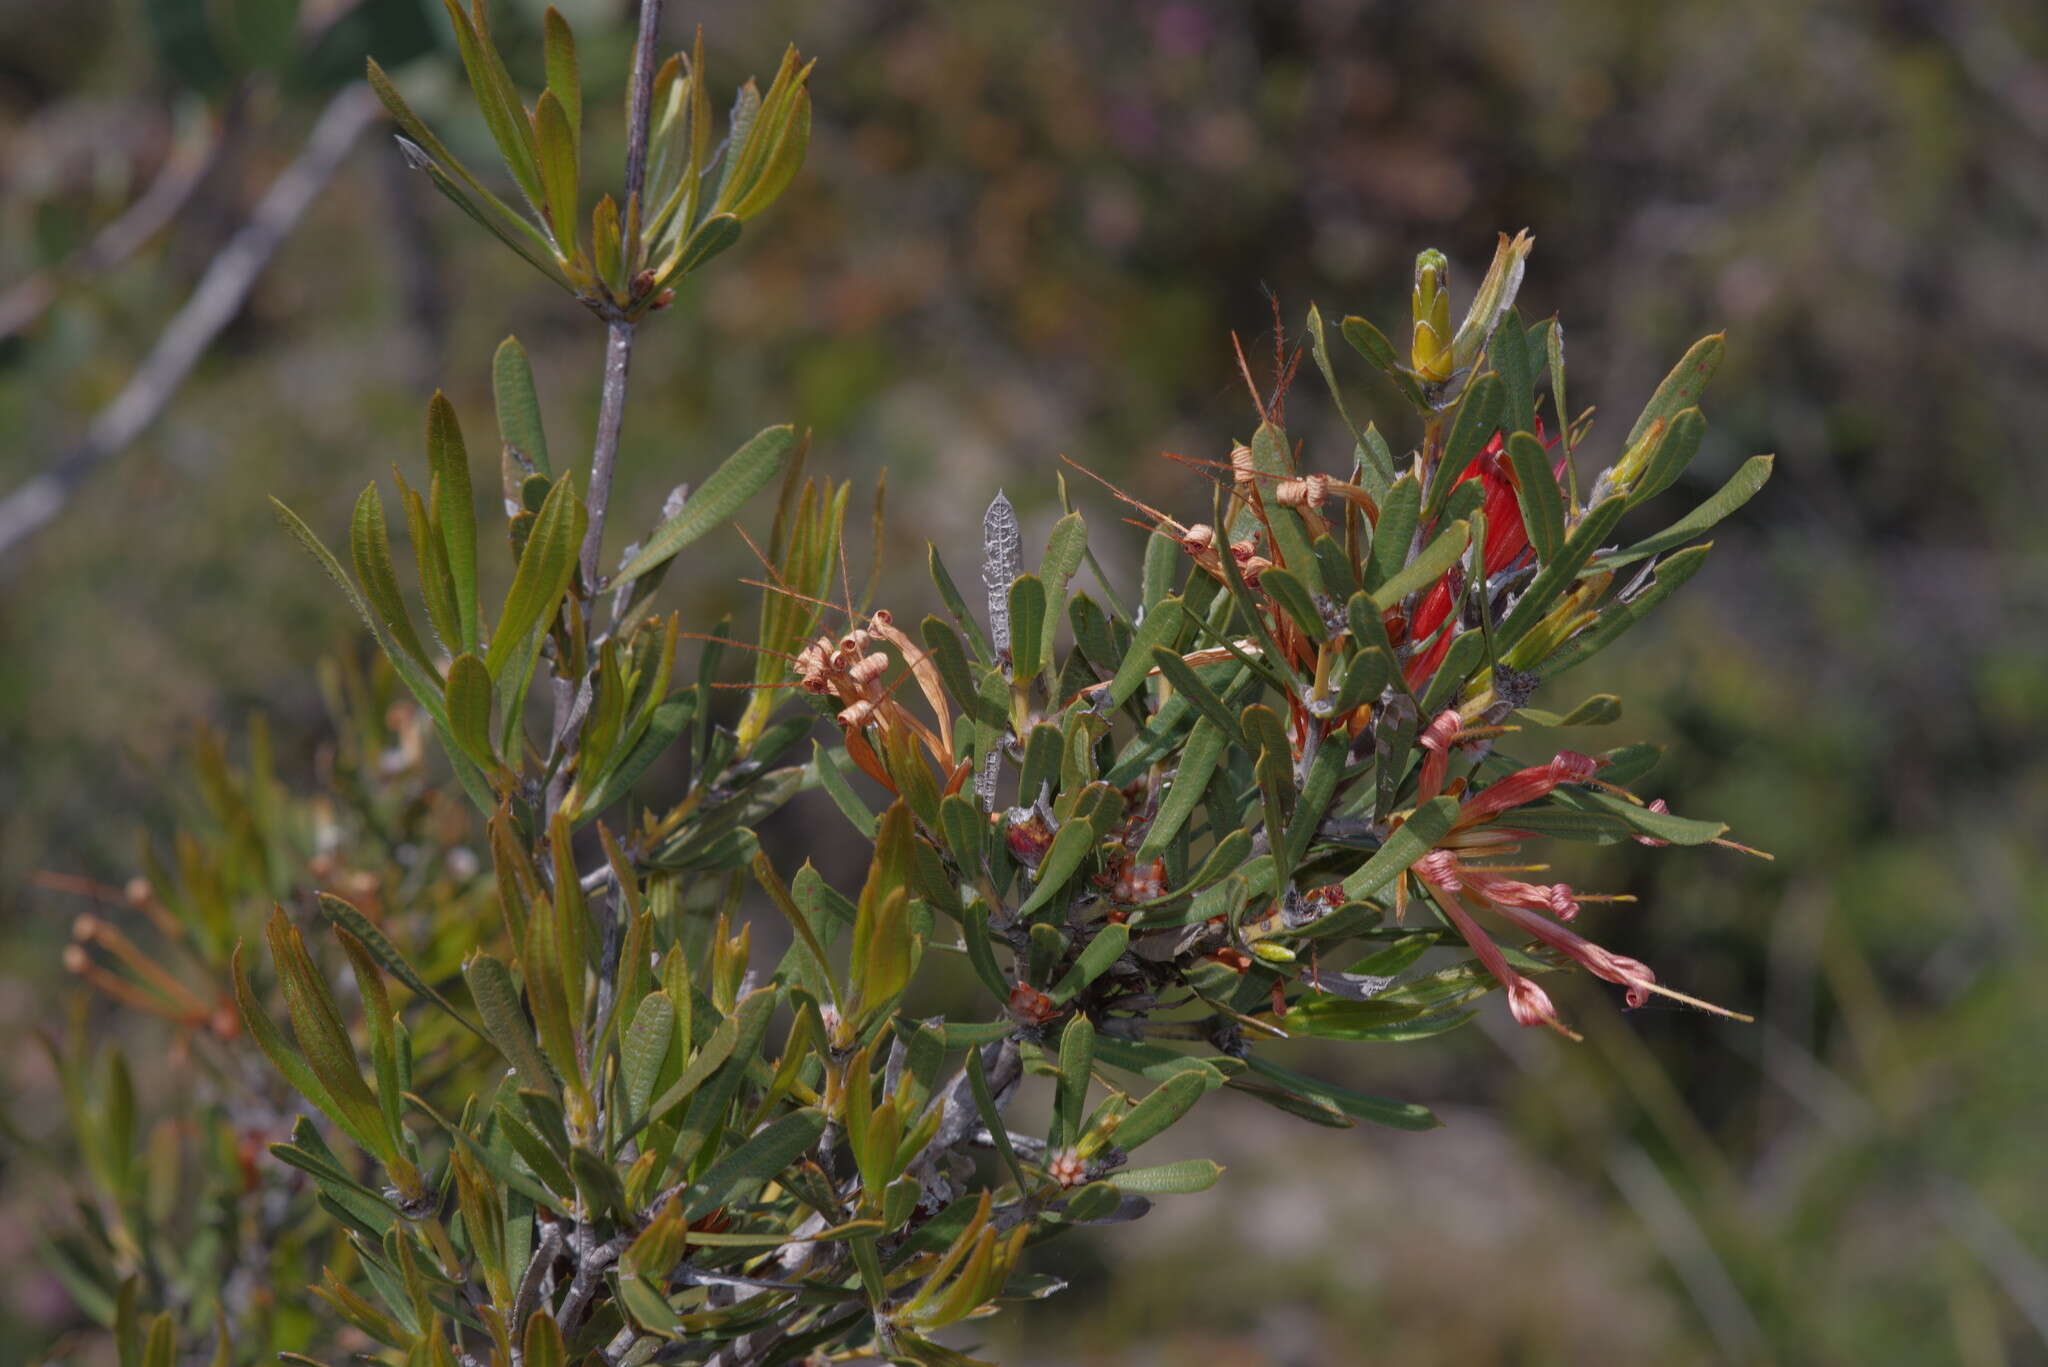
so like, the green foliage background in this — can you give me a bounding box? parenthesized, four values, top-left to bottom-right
(3, 0, 2045, 1361)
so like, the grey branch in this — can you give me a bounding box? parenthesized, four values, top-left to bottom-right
(0, 96, 236, 342)
(0, 82, 380, 565)
(578, 0, 667, 592)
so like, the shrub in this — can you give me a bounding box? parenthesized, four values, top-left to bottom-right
(39, 5, 1773, 1364)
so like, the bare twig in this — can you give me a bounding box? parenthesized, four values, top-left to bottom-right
(0, 96, 240, 343)
(581, 318, 638, 589)
(578, 0, 668, 592)
(0, 82, 379, 565)
(510, 1218, 565, 1343)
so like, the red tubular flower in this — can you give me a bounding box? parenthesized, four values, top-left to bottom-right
(1416, 709, 1463, 802)
(1460, 868, 1581, 920)
(1455, 750, 1603, 828)
(1415, 857, 1568, 1034)
(1484, 898, 1657, 1007)
(1394, 421, 1564, 695)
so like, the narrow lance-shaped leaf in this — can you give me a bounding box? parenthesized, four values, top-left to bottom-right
(1339, 796, 1461, 903)
(492, 336, 550, 476)
(1602, 454, 1773, 569)
(485, 471, 584, 680)
(314, 892, 488, 1042)
(443, 653, 496, 773)
(614, 426, 796, 585)
(438, 0, 544, 212)
(541, 6, 580, 138)
(1492, 495, 1626, 652)
(1507, 430, 1565, 564)
(531, 90, 580, 257)
(427, 391, 481, 653)
(1371, 519, 1469, 610)
(1628, 333, 1724, 449)
(461, 951, 558, 1100)
(349, 484, 433, 672)
(268, 500, 491, 811)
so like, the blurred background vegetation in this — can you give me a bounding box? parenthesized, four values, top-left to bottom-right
(4, 0, 2046, 1362)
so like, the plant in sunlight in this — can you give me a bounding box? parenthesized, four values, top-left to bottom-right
(32, 4, 1779, 1364)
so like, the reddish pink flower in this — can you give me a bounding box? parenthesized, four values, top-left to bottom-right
(1455, 750, 1603, 828)
(1391, 422, 1566, 695)
(1417, 868, 1569, 1035)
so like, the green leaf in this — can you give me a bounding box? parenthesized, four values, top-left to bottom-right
(1016, 819, 1096, 919)
(314, 893, 486, 1041)
(462, 952, 558, 1100)
(262, 912, 399, 1175)
(523, 1313, 567, 1367)
(1627, 334, 1724, 449)
(1626, 406, 1707, 508)
(1259, 565, 1326, 643)
(1111, 1071, 1206, 1150)
(967, 1046, 1028, 1193)
(1007, 573, 1048, 680)
(1050, 923, 1129, 1004)
(1365, 475, 1420, 594)
(620, 991, 676, 1128)
(614, 426, 795, 585)
(364, 56, 558, 261)
(439, 0, 543, 212)
(591, 193, 624, 295)
(1338, 796, 1460, 903)
(1149, 647, 1244, 747)
(578, 694, 693, 817)
(1492, 495, 1627, 653)
(662, 211, 742, 282)
(1517, 693, 1623, 727)
(141, 1313, 174, 1367)
(396, 475, 460, 652)
(1539, 544, 1712, 678)
(1038, 512, 1088, 664)
(1092, 1036, 1238, 1087)
(233, 946, 364, 1158)
(726, 86, 811, 223)
(685, 1108, 827, 1219)
(1340, 315, 1427, 409)
(541, 6, 580, 139)
(1558, 789, 1728, 845)
(1492, 308, 1537, 436)
(1601, 454, 1773, 569)
(1108, 596, 1183, 710)
(812, 741, 879, 839)
(928, 543, 993, 662)
(485, 472, 584, 680)
(442, 653, 496, 772)
(921, 616, 983, 718)
(349, 484, 432, 672)
(1053, 1016, 1095, 1148)
(1305, 302, 1366, 450)
(532, 90, 580, 254)
(1110, 1159, 1225, 1195)
(1135, 717, 1226, 859)
(492, 337, 550, 476)
(426, 391, 481, 653)
(1240, 1055, 1438, 1131)
(1507, 431, 1565, 564)
(1427, 372, 1501, 519)
(1371, 518, 1469, 609)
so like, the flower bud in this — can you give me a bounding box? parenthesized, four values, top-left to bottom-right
(1412, 249, 1454, 384)
(1248, 939, 1297, 965)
